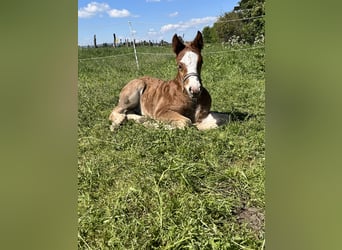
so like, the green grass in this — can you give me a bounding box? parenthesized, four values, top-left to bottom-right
(78, 44, 265, 249)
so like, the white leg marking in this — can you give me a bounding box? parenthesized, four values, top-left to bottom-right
(195, 112, 230, 130)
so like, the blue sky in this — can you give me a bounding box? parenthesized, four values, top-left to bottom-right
(78, 0, 239, 46)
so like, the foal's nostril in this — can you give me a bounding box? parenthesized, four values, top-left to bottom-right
(190, 86, 200, 95)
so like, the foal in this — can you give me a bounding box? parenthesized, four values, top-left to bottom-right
(109, 31, 226, 130)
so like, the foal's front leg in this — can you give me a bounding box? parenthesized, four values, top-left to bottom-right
(157, 110, 192, 129)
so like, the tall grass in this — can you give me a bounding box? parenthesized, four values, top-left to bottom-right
(78, 43, 265, 249)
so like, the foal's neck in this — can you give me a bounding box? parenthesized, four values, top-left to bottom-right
(174, 72, 183, 85)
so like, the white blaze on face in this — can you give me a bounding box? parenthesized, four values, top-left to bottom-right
(180, 51, 201, 96)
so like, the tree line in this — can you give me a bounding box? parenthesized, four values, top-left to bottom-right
(89, 34, 170, 49)
(202, 0, 265, 44)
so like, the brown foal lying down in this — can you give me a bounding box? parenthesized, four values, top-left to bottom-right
(109, 31, 228, 131)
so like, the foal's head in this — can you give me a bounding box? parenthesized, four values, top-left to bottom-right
(172, 31, 204, 98)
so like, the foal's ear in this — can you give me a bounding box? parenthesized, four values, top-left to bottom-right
(172, 34, 185, 55)
(192, 31, 204, 51)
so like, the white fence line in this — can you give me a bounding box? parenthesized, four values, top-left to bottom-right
(215, 15, 265, 23)
(203, 45, 265, 54)
(78, 45, 264, 62)
(78, 53, 134, 61)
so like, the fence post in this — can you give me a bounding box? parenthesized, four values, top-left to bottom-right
(94, 34, 97, 48)
(128, 21, 140, 71)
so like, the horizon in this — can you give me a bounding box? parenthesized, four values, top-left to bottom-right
(78, 0, 239, 46)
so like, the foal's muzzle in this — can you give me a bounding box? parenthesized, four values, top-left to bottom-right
(183, 72, 201, 97)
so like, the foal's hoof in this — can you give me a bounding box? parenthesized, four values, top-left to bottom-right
(109, 112, 126, 131)
(109, 123, 118, 132)
(109, 118, 126, 132)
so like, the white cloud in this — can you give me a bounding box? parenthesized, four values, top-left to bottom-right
(78, 2, 131, 18)
(148, 28, 158, 36)
(160, 24, 180, 33)
(146, 0, 161, 2)
(169, 11, 179, 17)
(160, 16, 217, 33)
(107, 9, 130, 18)
(78, 2, 110, 18)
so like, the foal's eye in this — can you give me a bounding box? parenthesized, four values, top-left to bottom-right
(178, 64, 182, 70)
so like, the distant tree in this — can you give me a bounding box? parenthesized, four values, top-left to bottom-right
(202, 26, 219, 43)
(202, 26, 211, 43)
(236, 0, 265, 43)
(214, 11, 244, 42)
(202, 0, 265, 44)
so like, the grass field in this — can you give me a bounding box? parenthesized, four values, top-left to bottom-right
(78, 43, 265, 249)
